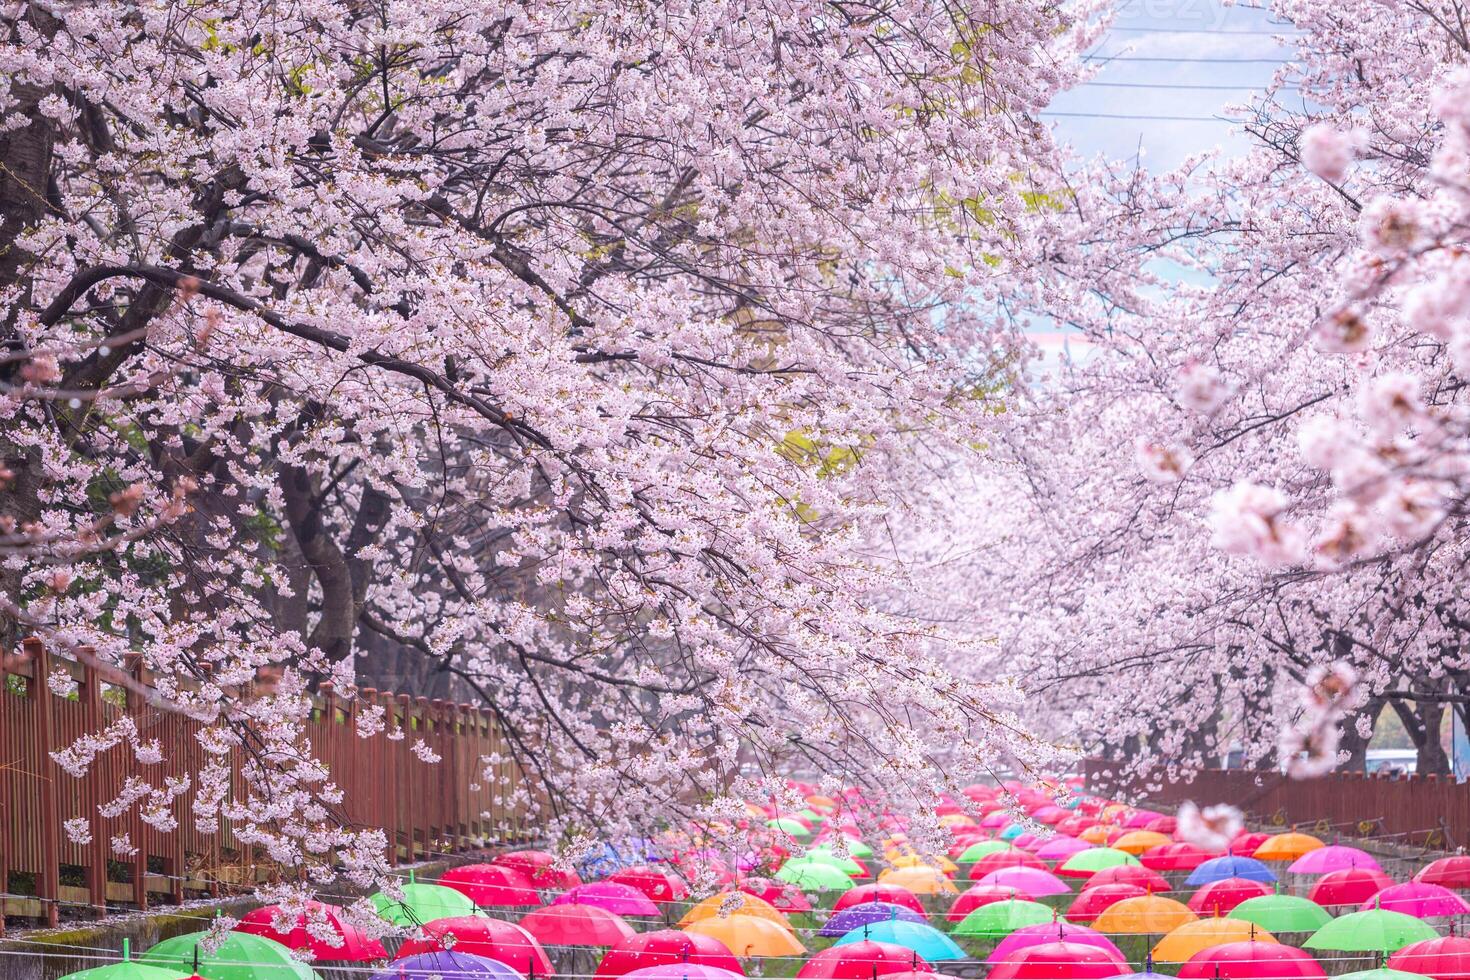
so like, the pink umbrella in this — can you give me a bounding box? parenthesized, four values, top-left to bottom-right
(987, 923, 1123, 966)
(1124, 810, 1166, 829)
(1363, 882, 1470, 918)
(555, 881, 661, 916)
(978, 867, 1071, 898)
(1287, 845, 1382, 875)
(981, 812, 1011, 829)
(1032, 807, 1070, 825)
(1014, 833, 1045, 851)
(1035, 838, 1093, 863)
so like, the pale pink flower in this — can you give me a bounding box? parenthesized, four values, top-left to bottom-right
(1299, 123, 1356, 181)
(1378, 479, 1444, 540)
(1311, 503, 1377, 566)
(1359, 197, 1428, 256)
(1313, 306, 1372, 353)
(1208, 482, 1305, 567)
(1296, 415, 1347, 470)
(1176, 801, 1243, 852)
(1177, 361, 1231, 413)
(1358, 371, 1426, 437)
(1134, 438, 1194, 482)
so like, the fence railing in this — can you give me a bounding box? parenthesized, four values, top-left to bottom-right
(1084, 757, 1465, 851)
(2, 637, 532, 930)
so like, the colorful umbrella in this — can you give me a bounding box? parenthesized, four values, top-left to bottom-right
(1113, 832, 1174, 856)
(835, 922, 963, 962)
(1287, 845, 1382, 875)
(1186, 856, 1276, 886)
(835, 884, 923, 913)
(1417, 856, 1470, 890)
(1176, 941, 1326, 980)
(977, 867, 1071, 897)
(235, 901, 388, 962)
(680, 892, 789, 930)
(1035, 838, 1094, 863)
(494, 850, 580, 890)
(798, 853, 868, 877)
(441, 865, 542, 907)
(1309, 867, 1395, 907)
(953, 899, 1057, 939)
(1388, 935, 1470, 979)
(621, 968, 745, 980)
(1187, 878, 1273, 916)
(971, 849, 1048, 878)
(1087, 865, 1171, 893)
(985, 941, 1131, 980)
(777, 860, 854, 893)
(1228, 894, 1332, 933)
(949, 885, 1027, 922)
(890, 854, 958, 875)
(1337, 970, 1432, 980)
(1304, 908, 1439, 954)
(1254, 833, 1325, 862)
(371, 882, 483, 926)
(1142, 843, 1217, 872)
(60, 966, 186, 980)
(140, 933, 318, 980)
(1231, 833, 1272, 855)
(739, 877, 812, 913)
(371, 953, 525, 980)
(610, 866, 690, 904)
(555, 882, 661, 917)
(822, 903, 928, 937)
(519, 904, 638, 947)
(1092, 895, 1197, 934)
(796, 941, 932, 980)
(878, 867, 957, 896)
(987, 923, 1124, 966)
(958, 840, 1020, 864)
(685, 915, 805, 958)
(1067, 884, 1149, 923)
(595, 930, 745, 980)
(1153, 919, 1279, 963)
(397, 916, 553, 977)
(1060, 849, 1141, 879)
(1363, 883, 1470, 918)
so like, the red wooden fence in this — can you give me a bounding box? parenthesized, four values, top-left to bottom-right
(1, 638, 532, 930)
(1085, 758, 1467, 849)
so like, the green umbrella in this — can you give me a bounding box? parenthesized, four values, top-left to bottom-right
(1229, 894, 1332, 933)
(953, 899, 1056, 939)
(799, 852, 865, 876)
(767, 817, 812, 837)
(815, 836, 874, 859)
(775, 858, 854, 893)
(1305, 908, 1438, 954)
(1059, 847, 1140, 876)
(957, 840, 1014, 863)
(370, 881, 483, 926)
(63, 941, 189, 980)
(1337, 970, 1429, 980)
(141, 932, 318, 980)
(797, 808, 828, 827)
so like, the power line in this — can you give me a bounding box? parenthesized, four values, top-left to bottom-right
(1108, 25, 1299, 35)
(1076, 80, 1299, 90)
(1042, 110, 1245, 122)
(1084, 54, 1287, 63)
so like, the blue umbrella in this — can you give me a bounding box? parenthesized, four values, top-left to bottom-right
(371, 953, 525, 980)
(1000, 823, 1027, 841)
(835, 921, 965, 961)
(819, 902, 927, 938)
(1186, 855, 1277, 886)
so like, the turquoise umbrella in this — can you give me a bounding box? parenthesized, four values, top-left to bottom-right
(1000, 823, 1027, 841)
(141, 932, 319, 980)
(835, 921, 965, 961)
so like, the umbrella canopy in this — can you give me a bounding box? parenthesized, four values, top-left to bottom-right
(949, 886, 1027, 922)
(685, 915, 805, 958)
(1364, 882, 1470, 918)
(555, 882, 661, 917)
(797, 853, 867, 877)
(970, 849, 1048, 878)
(519, 904, 638, 947)
(680, 893, 789, 930)
(1287, 846, 1382, 875)
(776, 860, 854, 893)
(1232, 833, 1272, 855)
(819, 837, 877, 859)
(372, 882, 483, 926)
(62, 964, 188, 980)
(621, 969, 746, 980)
(1418, 856, 1470, 890)
(595, 930, 745, 980)
(370, 953, 525, 980)
(1388, 936, 1470, 980)
(891, 854, 958, 875)
(821, 903, 928, 937)
(1228, 895, 1333, 933)
(768, 817, 813, 838)
(1186, 856, 1276, 886)
(985, 941, 1131, 980)
(1310, 867, 1396, 907)
(1304, 908, 1439, 954)
(236, 902, 388, 962)
(1035, 838, 1094, 863)
(610, 866, 690, 904)
(959, 840, 1021, 863)
(738, 878, 811, 913)
(1087, 865, 1171, 893)
(987, 923, 1123, 966)
(1067, 884, 1149, 923)
(1338, 971, 1434, 980)
(441, 865, 542, 908)
(1092, 895, 1197, 935)
(1146, 818, 1179, 835)
(1187, 878, 1274, 916)
(796, 941, 933, 980)
(1113, 832, 1173, 856)
(1142, 844, 1217, 873)
(1153, 919, 1279, 963)
(141, 933, 318, 980)
(1254, 833, 1325, 862)
(834, 922, 963, 962)
(397, 917, 553, 977)
(978, 867, 1070, 897)
(1176, 941, 1326, 980)
(877, 867, 957, 896)
(953, 899, 1057, 939)
(835, 884, 923, 913)
(494, 850, 580, 890)
(1060, 849, 1142, 879)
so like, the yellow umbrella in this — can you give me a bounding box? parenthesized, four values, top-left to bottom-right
(679, 892, 791, 930)
(1080, 825, 1113, 844)
(1112, 830, 1174, 855)
(684, 915, 806, 957)
(1254, 831, 1324, 862)
(1092, 895, 1198, 934)
(891, 854, 959, 875)
(1153, 918, 1279, 962)
(878, 866, 959, 895)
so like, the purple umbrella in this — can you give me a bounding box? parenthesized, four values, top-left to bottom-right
(977, 867, 1071, 897)
(374, 952, 527, 980)
(987, 923, 1122, 966)
(1288, 845, 1383, 875)
(1035, 838, 1092, 863)
(1362, 881, 1470, 918)
(819, 902, 928, 937)
(621, 968, 747, 980)
(554, 881, 661, 916)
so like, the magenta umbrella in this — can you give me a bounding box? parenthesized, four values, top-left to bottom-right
(1036, 838, 1093, 863)
(1124, 810, 1166, 829)
(978, 867, 1072, 898)
(1014, 834, 1045, 851)
(1288, 846, 1382, 875)
(554, 881, 661, 916)
(981, 812, 1011, 829)
(621, 969, 747, 980)
(1363, 882, 1470, 918)
(987, 923, 1123, 966)
(1032, 807, 1071, 825)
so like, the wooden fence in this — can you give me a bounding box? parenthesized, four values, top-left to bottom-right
(1085, 758, 1468, 850)
(1, 638, 532, 930)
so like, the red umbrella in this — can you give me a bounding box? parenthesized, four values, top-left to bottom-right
(949, 885, 1027, 922)
(610, 866, 690, 904)
(797, 941, 934, 979)
(1066, 884, 1147, 923)
(396, 916, 554, 977)
(519, 904, 637, 947)
(985, 940, 1130, 980)
(1177, 942, 1325, 980)
(1231, 833, 1272, 855)
(739, 877, 811, 913)
(1186, 878, 1273, 916)
(1418, 857, 1470, 890)
(1145, 817, 1178, 835)
(595, 929, 744, 980)
(970, 850, 1047, 879)
(1085, 865, 1171, 893)
(441, 864, 542, 907)
(234, 901, 388, 961)
(1057, 816, 1100, 837)
(1141, 843, 1217, 872)
(1308, 867, 1395, 907)
(495, 850, 581, 889)
(834, 884, 924, 914)
(1388, 936, 1470, 980)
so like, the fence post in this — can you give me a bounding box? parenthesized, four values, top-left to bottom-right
(30, 638, 61, 927)
(79, 648, 109, 917)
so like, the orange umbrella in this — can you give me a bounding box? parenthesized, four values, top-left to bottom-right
(1079, 825, 1113, 845)
(1092, 895, 1198, 934)
(879, 867, 959, 896)
(891, 854, 959, 875)
(683, 914, 805, 957)
(679, 893, 790, 931)
(939, 814, 978, 829)
(1112, 831, 1173, 856)
(1153, 918, 1279, 962)
(1254, 832, 1324, 862)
